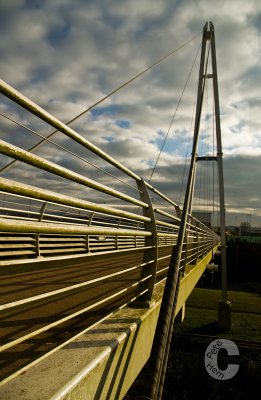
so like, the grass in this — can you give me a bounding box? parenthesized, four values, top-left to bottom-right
(174, 288, 261, 341)
(124, 287, 261, 399)
(229, 235, 261, 243)
(186, 287, 261, 313)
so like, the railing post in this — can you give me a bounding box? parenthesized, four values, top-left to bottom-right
(192, 218, 199, 264)
(200, 222, 205, 257)
(116, 218, 122, 251)
(137, 178, 158, 303)
(203, 225, 207, 254)
(86, 211, 94, 253)
(182, 231, 188, 270)
(36, 201, 48, 257)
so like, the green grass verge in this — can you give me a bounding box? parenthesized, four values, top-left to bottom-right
(186, 288, 261, 313)
(174, 288, 261, 341)
(233, 235, 261, 243)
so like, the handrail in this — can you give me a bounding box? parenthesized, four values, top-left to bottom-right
(0, 79, 141, 182)
(0, 79, 220, 386)
(0, 79, 211, 233)
(0, 218, 151, 236)
(0, 177, 149, 222)
(0, 140, 147, 208)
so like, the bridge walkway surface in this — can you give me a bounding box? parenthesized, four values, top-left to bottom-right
(0, 246, 217, 400)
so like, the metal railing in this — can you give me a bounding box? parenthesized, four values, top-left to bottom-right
(0, 79, 219, 384)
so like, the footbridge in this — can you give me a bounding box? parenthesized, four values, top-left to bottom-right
(0, 22, 227, 399)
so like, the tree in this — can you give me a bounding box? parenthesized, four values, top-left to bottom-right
(233, 226, 240, 235)
(240, 221, 251, 236)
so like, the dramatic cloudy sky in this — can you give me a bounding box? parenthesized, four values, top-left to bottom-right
(0, 0, 260, 226)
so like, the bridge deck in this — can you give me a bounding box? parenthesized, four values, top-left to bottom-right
(0, 247, 217, 400)
(0, 246, 172, 382)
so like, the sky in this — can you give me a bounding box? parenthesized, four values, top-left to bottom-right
(0, 0, 260, 227)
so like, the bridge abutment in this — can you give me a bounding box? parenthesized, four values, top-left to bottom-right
(175, 303, 186, 323)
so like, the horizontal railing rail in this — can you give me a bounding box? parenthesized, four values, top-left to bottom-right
(0, 79, 219, 385)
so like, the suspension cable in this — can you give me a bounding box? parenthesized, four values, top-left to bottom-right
(0, 33, 200, 175)
(178, 75, 199, 206)
(74, 33, 201, 121)
(147, 32, 213, 400)
(206, 77, 210, 217)
(203, 77, 208, 213)
(0, 112, 140, 193)
(212, 90, 215, 251)
(148, 43, 201, 183)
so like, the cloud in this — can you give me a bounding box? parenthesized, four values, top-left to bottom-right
(0, 0, 261, 226)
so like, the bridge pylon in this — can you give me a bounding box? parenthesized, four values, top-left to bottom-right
(142, 21, 231, 400)
(195, 21, 231, 330)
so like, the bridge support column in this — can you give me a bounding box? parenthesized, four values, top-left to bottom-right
(175, 303, 185, 323)
(218, 300, 231, 330)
